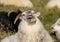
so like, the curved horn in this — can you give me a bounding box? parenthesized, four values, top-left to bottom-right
(8, 10, 15, 17)
(14, 14, 21, 24)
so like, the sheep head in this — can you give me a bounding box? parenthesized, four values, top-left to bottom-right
(14, 10, 40, 24)
(51, 18, 60, 34)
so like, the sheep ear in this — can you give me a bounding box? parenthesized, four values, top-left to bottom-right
(34, 12, 40, 17)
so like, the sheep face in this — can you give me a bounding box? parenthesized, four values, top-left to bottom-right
(14, 10, 40, 24)
(51, 18, 60, 33)
(21, 10, 40, 24)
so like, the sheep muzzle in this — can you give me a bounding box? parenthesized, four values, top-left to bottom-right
(26, 15, 36, 24)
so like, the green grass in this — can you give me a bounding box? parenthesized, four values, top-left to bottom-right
(0, 0, 60, 42)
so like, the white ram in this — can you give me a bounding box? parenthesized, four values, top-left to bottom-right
(1, 10, 53, 42)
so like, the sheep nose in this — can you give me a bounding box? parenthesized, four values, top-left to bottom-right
(27, 13, 32, 16)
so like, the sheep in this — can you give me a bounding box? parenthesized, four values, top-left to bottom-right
(0, 10, 22, 32)
(51, 18, 60, 40)
(8, 10, 22, 32)
(0, 0, 33, 8)
(0, 11, 12, 32)
(46, 0, 60, 8)
(1, 10, 53, 42)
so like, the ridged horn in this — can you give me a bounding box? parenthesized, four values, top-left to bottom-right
(14, 14, 21, 24)
(8, 10, 15, 17)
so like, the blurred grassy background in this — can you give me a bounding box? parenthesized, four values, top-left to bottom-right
(0, 0, 60, 42)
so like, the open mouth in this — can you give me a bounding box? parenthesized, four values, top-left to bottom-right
(27, 16, 36, 24)
(26, 15, 36, 24)
(27, 17, 32, 20)
(50, 31, 56, 35)
(27, 16, 33, 20)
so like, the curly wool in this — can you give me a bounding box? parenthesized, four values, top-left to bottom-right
(1, 0, 33, 8)
(46, 0, 60, 8)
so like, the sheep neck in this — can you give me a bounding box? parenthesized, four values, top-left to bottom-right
(17, 18, 44, 42)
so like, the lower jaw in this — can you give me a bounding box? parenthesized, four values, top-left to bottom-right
(28, 21, 36, 25)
